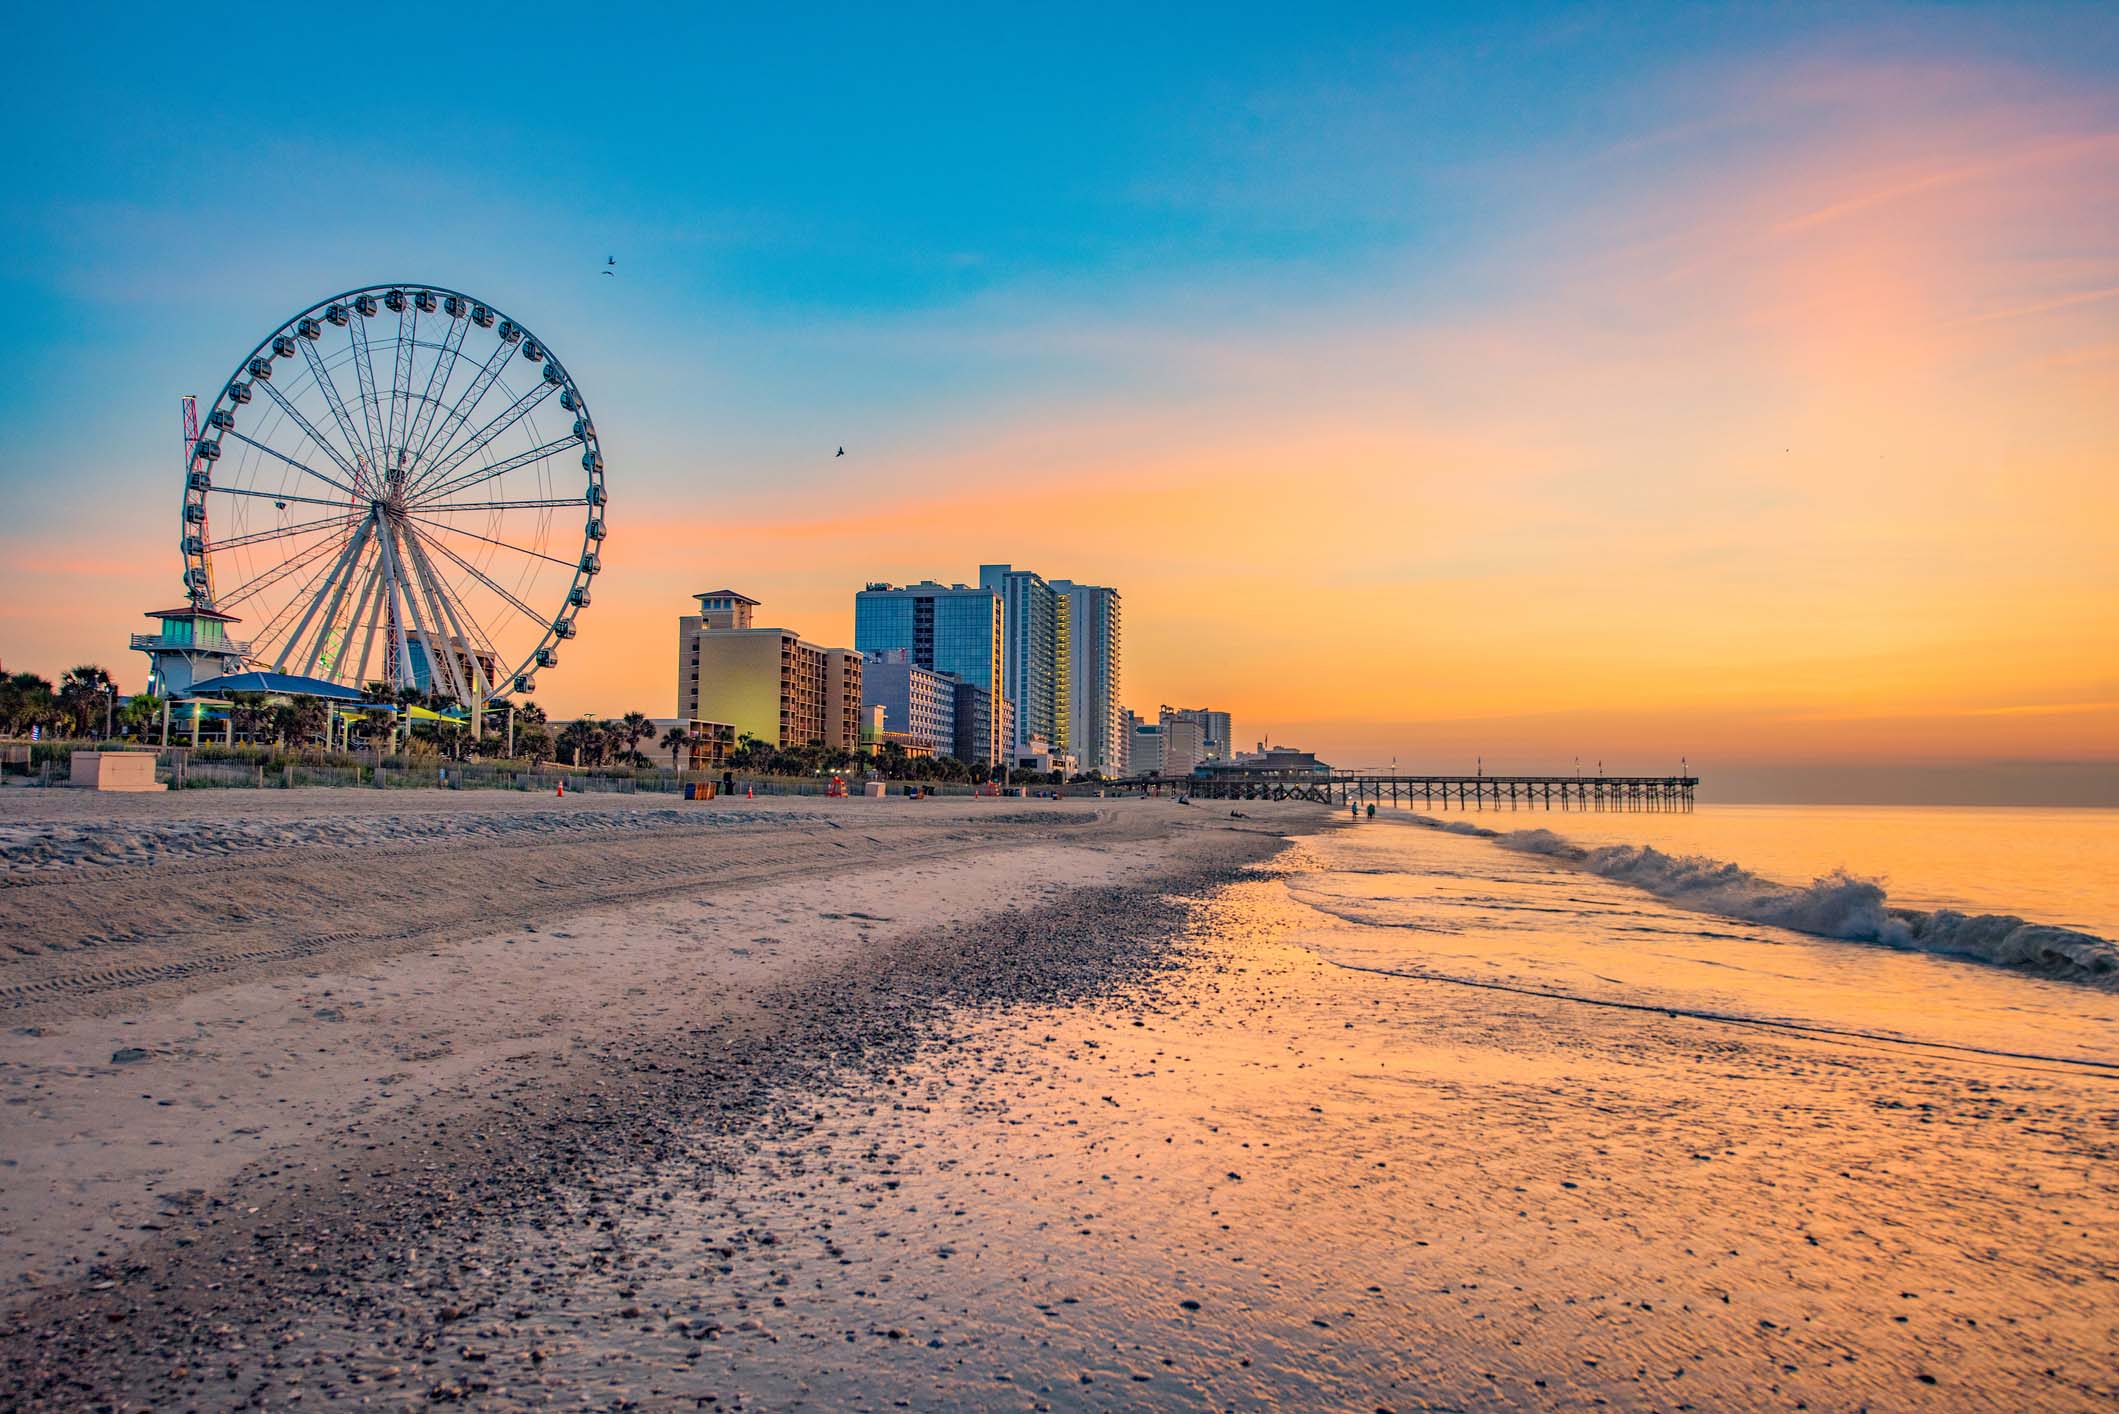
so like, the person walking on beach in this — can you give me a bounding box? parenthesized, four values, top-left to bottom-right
(1350, 801, 1359, 820)
(1366, 802, 1376, 819)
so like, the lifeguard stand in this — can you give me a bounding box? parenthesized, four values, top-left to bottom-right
(131, 606, 249, 699)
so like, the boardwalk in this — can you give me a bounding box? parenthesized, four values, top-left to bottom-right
(1112, 772, 1698, 811)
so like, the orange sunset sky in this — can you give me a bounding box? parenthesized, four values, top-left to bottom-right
(3, 11, 2114, 800)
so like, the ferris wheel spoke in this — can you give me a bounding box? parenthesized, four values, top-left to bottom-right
(414, 380, 559, 495)
(232, 532, 361, 658)
(385, 301, 418, 474)
(406, 521, 550, 627)
(296, 336, 370, 479)
(410, 435, 581, 507)
(208, 513, 359, 555)
(273, 513, 376, 675)
(346, 309, 389, 472)
(406, 512, 579, 569)
(213, 522, 357, 613)
(403, 313, 470, 470)
(398, 525, 504, 657)
(223, 429, 360, 500)
(253, 370, 363, 484)
(416, 496, 588, 513)
(408, 338, 513, 483)
(209, 485, 357, 513)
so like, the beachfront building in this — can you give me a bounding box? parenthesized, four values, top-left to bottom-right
(1128, 717, 1163, 775)
(1215, 745, 1333, 776)
(1117, 707, 1136, 775)
(950, 681, 1005, 768)
(1161, 705, 1234, 762)
(861, 649, 958, 755)
(1158, 712, 1208, 777)
(646, 717, 740, 772)
(676, 591, 861, 751)
(1053, 580, 1122, 775)
(859, 702, 940, 760)
(132, 605, 250, 699)
(854, 580, 1006, 763)
(1014, 733, 1078, 777)
(978, 564, 1069, 759)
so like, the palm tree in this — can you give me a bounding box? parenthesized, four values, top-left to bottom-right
(2, 672, 58, 737)
(619, 711, 654, 766)
(660, 724, 692, 771)
(118, 692, 164, 741)
(290, 695, 329, 747)
(557, 717, 601, 767)
(58, 665, 116, 738)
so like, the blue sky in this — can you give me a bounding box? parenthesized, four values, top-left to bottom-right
(4, 4, 2115, 794)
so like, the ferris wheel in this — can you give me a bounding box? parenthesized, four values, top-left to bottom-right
(181, 283, 605, 702)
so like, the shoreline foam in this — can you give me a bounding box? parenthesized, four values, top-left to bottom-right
(1393, 812, 2119, 985)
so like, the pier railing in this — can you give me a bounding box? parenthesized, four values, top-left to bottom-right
(1109, 773, 1698, 811)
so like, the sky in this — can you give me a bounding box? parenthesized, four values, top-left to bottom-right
(2, 3, 2114, 802)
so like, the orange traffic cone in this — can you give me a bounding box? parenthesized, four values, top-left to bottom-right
(556, 780, 565, 797)
(746, 785, 754, 800)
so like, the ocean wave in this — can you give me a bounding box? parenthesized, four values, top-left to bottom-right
(1396, 813, 2119, 987)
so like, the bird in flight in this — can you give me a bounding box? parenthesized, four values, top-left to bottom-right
(602, 256, 616, 276)
(836, 446, 845, 457)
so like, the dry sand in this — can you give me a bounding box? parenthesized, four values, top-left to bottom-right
(0, 787, 1298, 1408)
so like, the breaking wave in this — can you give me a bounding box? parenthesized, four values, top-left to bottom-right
(1397, 814, 2119, 987)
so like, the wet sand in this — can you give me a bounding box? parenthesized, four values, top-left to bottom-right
(4, 793, 2113, 1409)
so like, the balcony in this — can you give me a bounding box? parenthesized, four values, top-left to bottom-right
(131, 632, 253, 656)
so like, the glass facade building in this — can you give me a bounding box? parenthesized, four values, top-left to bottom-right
(979, 564, 1063, 757)
(854, 581, 1005, 762)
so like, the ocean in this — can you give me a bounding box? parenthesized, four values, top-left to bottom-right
(1312, 802, 2119, 1066)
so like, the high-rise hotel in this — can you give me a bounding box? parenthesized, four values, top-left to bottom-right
(1055, 580, 1123, 777)
(856, 570, 1121, 775)
(977, 565, 1125, 777)
(676, 591, 862, 752)
(978, 565, 1065, 759)
(853, 580, 1007, 764)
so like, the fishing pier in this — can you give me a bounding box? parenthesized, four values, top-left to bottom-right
(1116, 772, 1698, 811)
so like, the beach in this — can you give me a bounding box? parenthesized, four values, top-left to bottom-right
(3, 792, 2115, 1409)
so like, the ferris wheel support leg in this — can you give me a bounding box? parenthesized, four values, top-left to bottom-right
(394, 526, 463, 703)
(400, 527, 487, 705)
(375, 528, 422, 691)
(279, 514, 373, 676)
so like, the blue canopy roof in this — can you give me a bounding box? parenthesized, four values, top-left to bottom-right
(186, 671, 367, 702)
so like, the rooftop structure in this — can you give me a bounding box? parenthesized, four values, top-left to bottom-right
(133, 606, 250, 699)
